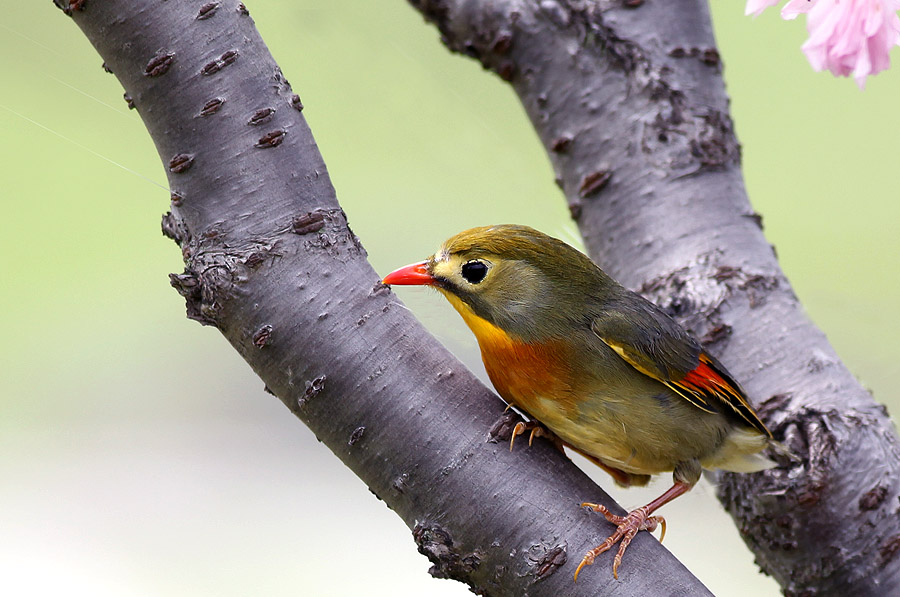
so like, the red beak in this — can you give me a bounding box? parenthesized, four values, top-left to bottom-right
(382, 260, 434, 285)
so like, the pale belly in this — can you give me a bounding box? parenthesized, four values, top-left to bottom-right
(518, 392, 677, 476)
(472, 323, 766, 476)
(512, 389, 771, 476)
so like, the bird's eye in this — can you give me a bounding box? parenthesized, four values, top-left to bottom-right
(461, 260, 488, 284)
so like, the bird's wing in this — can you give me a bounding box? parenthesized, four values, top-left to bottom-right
(590, 300, 771, 437)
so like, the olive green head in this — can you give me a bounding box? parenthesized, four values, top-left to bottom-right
(422, 225, 617, 341)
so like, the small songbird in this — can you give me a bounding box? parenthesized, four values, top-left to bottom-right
(382, 225, 780, 580)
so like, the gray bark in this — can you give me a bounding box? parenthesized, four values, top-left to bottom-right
(53, 0, 712, 595)
(406, 0, 900, 594)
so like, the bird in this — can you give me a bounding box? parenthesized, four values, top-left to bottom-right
(381, 224, 782, 580)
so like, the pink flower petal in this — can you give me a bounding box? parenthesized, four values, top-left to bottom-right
(782, 0, 816, 20)
(746, 0, 783, 17)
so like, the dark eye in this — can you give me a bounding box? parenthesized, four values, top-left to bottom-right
(461, 260, 488, 284)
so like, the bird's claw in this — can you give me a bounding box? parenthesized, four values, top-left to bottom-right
(574, 504, 666, 581)
(509, 421, 552, 452)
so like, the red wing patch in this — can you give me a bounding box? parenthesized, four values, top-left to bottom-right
(667, 354, 772, 437)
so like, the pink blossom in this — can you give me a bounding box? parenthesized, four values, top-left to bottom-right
(745, 0, 900, 87)
(804, 0, 900, 87)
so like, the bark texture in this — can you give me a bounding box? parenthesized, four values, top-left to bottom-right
(54, 0, 712, 595)
(407, 0, 900, 594)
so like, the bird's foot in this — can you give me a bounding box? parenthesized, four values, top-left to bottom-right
(487, 411, 564, 453)
(509, 420, 555, 452)
(574, 504, 666, 581)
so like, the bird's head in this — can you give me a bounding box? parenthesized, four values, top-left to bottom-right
(382, 225, 613, 342)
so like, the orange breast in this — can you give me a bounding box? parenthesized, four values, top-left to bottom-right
(440, 291, 578, 421)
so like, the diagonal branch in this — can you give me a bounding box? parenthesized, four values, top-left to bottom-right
(53, 0, 712, 595)
(406, 0, 900, 594)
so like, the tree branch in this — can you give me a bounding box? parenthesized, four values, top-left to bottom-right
(406, 0, 900, 594)
(54, 0, 711, 594)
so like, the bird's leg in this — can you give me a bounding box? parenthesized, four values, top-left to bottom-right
(574, 480, 692, 581)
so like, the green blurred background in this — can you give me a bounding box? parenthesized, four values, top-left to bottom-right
(2, 2, 897, 595)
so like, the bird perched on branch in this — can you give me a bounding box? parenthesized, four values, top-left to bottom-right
(382, 224, 782, 580)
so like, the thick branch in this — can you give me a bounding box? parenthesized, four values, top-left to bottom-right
(55, 1, 711, 595)
(408, 0, 900, 594)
